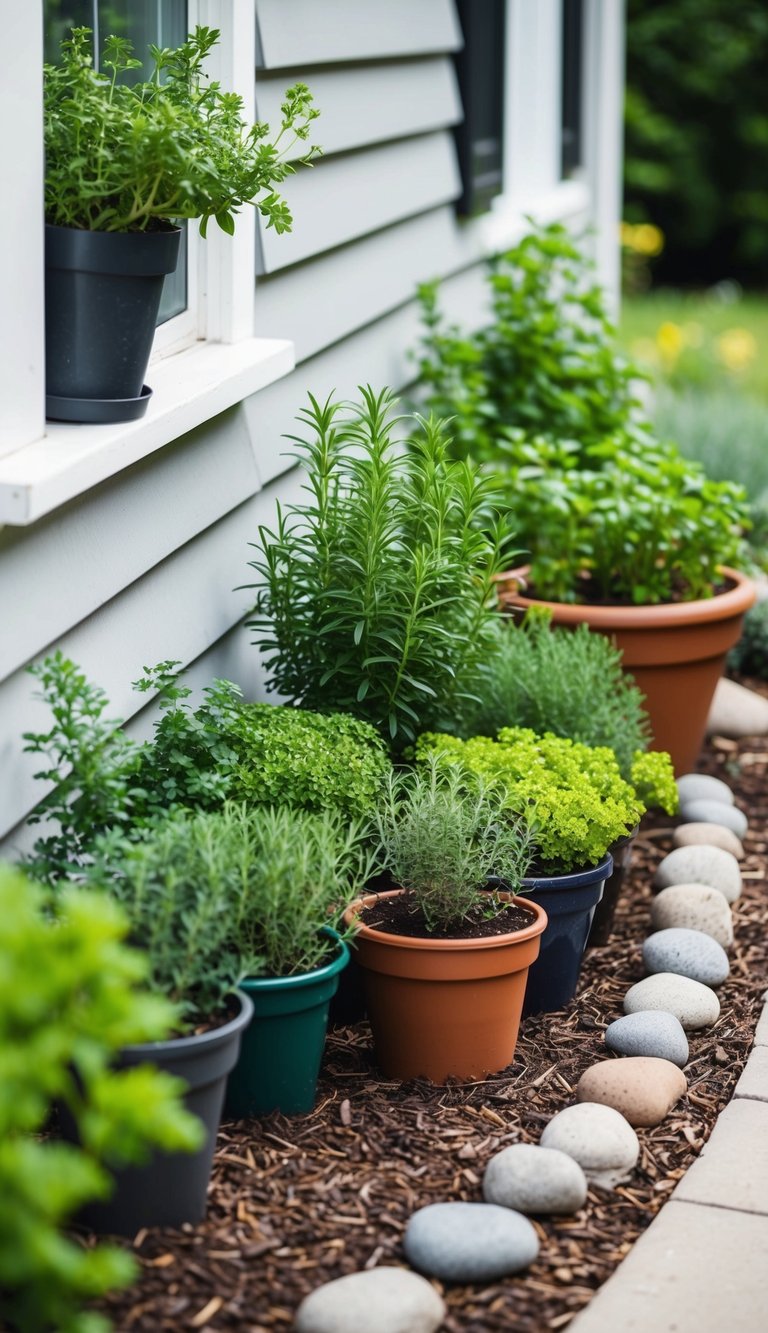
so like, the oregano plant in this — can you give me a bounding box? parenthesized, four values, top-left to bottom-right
(44, 26, 321, 235)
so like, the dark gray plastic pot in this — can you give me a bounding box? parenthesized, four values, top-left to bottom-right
(519, 854, 612, 1015)
(587, 828, 639, 947)
(44, 223, 181, 423)
(74, 990, 253, 1236)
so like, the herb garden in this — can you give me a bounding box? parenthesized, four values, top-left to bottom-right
(4, 20, 768, 1333)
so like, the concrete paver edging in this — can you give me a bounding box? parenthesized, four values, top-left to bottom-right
(569, 993, 768, 1333)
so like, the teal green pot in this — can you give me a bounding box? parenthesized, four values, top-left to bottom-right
(225, 928, 350, 1117)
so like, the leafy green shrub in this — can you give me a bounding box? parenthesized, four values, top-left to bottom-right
(0, 865, 202, 1333)
(245, 386, 513, 746)
(229, 704, 391, 818)
(373, 759, 534, 933)
(417, 223, 643, 459)
(44, 26, 320, 235)
(496, 428, 747, 604)
(463, 615, 678, 813)
(728, 598, 768, 679)
(415, 728, 642, 873)
(90, 803, 374, 990)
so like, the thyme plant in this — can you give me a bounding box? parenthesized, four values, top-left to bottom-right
(245, 387, 514, 746)
(44, 26, 320, 235)
(373, 760, 535, 933)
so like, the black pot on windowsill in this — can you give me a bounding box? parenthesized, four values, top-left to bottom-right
(44, 223, 181, 424)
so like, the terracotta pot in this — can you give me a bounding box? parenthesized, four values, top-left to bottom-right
(587, 828, 638, 948)
(343, 889, 548, 1082)
(497, 565, 755, 774)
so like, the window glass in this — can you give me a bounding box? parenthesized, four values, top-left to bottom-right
(44, 1, 188, 324)
(561, 0, 584, 178)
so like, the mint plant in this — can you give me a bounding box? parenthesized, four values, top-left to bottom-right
(0, 866, 202, 1333)
(44, 26, 320, 235)
(245, 386, 514, 746)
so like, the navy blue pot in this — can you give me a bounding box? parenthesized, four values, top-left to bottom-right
(519, 854, 613, 1015)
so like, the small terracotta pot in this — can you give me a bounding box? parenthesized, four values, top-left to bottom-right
(343, 889, 548, 1082)
(497, 565, 755, 774)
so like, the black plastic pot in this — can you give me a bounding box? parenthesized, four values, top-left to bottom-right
(45, 223, 181, 423)
(587, 829, 639, 948)
(72, 990, 253, 1236)
(519, 855, 612, 1015)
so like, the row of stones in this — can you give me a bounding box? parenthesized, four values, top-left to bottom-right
(295, 772, 745, 1333)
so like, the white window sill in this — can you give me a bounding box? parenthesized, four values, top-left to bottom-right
(0, 336, 295, 526)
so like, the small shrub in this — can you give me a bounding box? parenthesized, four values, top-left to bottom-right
(416, 728, 642, 873)
(245, 386, 514, 746)
(630, 750, 679, 815)
(373, 759, 534, 933)
(0, 865, 202, 1333)
(728, 598, 768, 679)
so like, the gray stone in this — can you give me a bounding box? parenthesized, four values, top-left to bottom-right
(653, 845, 742, 903)
(672, 822, 744, 859)
(650, 883, 734, 950)
(540, 1103, 639, 1189)
(707, 676, 768, 739)
(643, 927, 730, 987)
(604, 1010, 689, 1068)
(624, 972, 720, 1030)
(679, 799, 748, 840)
(295, 1268, 446, 1333)
(403, 1202, 539, 1282)
(482, 1143, 587, 1216)
(676, 773, 734, 806)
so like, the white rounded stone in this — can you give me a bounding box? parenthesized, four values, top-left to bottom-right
(679, 800, 748, 840)
(482, 1143, 587, 1215)
(653, 846, 742, 903)
(540, 1102, 639, 1189)
(673, 823, 744, 859)
(676, 774, 734, 806)
(707, 677, 768, 739)
(643, 927, 730, 987)
(295, 1268, 446, 1333)
(624, 972, 720, 1030)
(650, 884, 734, 950)
(403, 1202, 539, 1282)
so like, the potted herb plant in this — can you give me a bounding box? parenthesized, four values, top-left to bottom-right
(463, 614, 679, 944)
(244, 386, 514, 749)
(415, 729, 643, 1014)
(43, 26, 320, 422)
(417, 224, 755, 774)
(343, 761, 547, 1082)
(83, 812, 258, 1234)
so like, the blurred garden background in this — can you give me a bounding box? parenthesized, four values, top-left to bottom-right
(620, 0, 768, 555)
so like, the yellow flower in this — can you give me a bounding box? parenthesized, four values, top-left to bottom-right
(717, 327, 757, 373)
(633, 224, 665, 257)
(656, 321, 684, 364)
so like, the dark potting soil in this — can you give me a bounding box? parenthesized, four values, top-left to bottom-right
(358, 891, 536, 940)
(96, 730, 768, 1333)
(506, 573, 733, 609)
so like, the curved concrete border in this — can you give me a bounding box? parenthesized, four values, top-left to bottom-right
(569, 995, 768, 1332)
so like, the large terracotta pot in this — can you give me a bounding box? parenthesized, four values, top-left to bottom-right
(343, 889, 548, 1083)
(497, 566, 755, 774)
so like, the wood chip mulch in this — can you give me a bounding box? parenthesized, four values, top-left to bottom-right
(99, 715, 768, 1333)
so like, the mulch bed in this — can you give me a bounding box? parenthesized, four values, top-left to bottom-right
(100, 716, 768, 1333)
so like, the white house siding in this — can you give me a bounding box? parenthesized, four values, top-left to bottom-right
(0, 0, 624, 857)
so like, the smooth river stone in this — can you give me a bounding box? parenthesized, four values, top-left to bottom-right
(676, 773, 734, 806)
(482, 1143, 587, 1216)
(650, 884, 734, 950)
(673, 823, 744, 860)
(653, 846, 742, 903)
(679, 799, 748, 840)
(540, 1103, 639, 1189)
(605, 1010, 689, 1068)
(403, 1202, 539, 1282)
(707, 676, 768, 739)
(576, 1057, 687, 1128)
(643, 927, 730, 987)
(624, 972, 720, 1030)
(295, 1268, 446, 1333)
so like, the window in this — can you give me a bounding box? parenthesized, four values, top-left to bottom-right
(44, 0, 189, 327)
(453, 0, 507, 218)
(561, 0, 584, 178)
